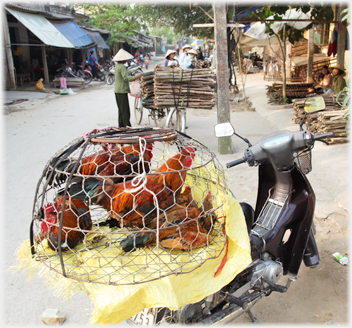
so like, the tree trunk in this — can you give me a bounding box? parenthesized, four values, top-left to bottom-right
(282, 24, 287, 100)
(213, 3, 231, 154)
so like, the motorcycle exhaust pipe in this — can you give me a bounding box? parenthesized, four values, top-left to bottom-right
(197, 297, 261, 325)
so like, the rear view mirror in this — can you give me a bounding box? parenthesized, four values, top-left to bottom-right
(214, 122, 235, 138)
(304, 96, 326, 113)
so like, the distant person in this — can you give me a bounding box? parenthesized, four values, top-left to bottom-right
(308, 66, 333, 93)
(164, 50, 179, 67)
(113, 49, 142, 128)
(196, 47, 204, 60)
(308, 72, 325, 94)
(252, 52, 258, 67)
(89, 51, 100, 81)
(184, 49, 197, 69)
(204, 42, 209, 57)
(179, 44, 192, 69)
(144, 54, 150, 70)
(331, 64, 347, 93)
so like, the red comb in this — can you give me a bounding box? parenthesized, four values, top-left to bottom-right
(44, 203, 55, 214)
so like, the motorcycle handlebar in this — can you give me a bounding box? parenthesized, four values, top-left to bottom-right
(226, 157, 246, 168)
(312, 131, 335, 141)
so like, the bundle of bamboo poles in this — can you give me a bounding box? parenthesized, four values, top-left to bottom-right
(266, 82, 314, 104)
(153, 65, 216, 109)
(291, 94, 349, 144)
(140, 71, 156, 109)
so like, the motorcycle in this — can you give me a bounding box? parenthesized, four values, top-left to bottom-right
(96, 64, 105, 81)
(127, 96, 334, 325)
(85, 61, 105, 81)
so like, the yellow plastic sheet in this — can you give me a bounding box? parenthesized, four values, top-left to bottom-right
(15, 165, 251, 325)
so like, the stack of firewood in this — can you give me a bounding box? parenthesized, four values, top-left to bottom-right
(140, 71, 155, 109)
(266, 83, 314, 104)
(152, 65, 216, 109)
(292, 94, 349, 144)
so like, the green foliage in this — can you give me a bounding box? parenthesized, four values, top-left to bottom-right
(72, 3, 144, 46)
(134, 3, 214, 39)
(149, 26, 182, 44)
(341, 7, 350, 23)
(278, 96, 289, 104)
(336, 80, 350, 137)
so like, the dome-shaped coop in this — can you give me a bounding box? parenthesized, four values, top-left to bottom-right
(30, 127, 229, 286)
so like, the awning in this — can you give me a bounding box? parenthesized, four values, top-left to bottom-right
(240, 8, 311, 47)
(50, 20, 94, 48)
(5, 7, 74, 48)
(83, 29, 109, 49)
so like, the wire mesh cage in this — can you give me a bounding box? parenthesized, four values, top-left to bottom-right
(30, 127, 229, 286)
(294, 148, 312, 175)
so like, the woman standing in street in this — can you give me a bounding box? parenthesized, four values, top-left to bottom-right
(113, 49, 142, 128)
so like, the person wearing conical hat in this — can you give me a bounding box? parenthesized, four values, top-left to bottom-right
(184, 48, 197, 69)
(330, 64, 347, 93)
(164, 49, 179, 67)
(112, 49, 143, 128)
(179, 44, 192, 69)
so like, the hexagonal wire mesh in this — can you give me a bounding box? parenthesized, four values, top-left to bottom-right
(30, 127, 229, 286)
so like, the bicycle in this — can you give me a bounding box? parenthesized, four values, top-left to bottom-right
(133, 96, 186, 133)
(134, 96, 166, 127)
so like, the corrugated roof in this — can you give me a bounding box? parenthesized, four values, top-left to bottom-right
(83, 29, 109, 49)
(5, 7, 74, 48)
(50, 20, 94, 48)
(5, 3, 74, 19)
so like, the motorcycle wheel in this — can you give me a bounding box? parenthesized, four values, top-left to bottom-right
(106, 74, 115, 85)
(83, 71, 92, 84)
(99, 73, 105, 82)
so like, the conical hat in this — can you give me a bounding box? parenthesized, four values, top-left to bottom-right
(187, 48, 197, 56)
(182, 44, 192, 51)
(330, 64, 345, 72)
(330, 64, 346, 76)
(165, 49, 177, 59)
(113, 49, 134, 62)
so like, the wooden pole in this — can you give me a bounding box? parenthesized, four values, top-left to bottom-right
(286, 42, 292, 80)
(3, 10, 16, 89)
(307, 27, 314, 83)
(336, 4, 347, 67)
(213, 3, 231, 154)
(41, 46, 49, 84)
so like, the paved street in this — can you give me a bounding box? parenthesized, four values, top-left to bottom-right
(3, 58, 349, 325)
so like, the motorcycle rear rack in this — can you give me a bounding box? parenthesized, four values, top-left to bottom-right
(251, 187, 290, 238)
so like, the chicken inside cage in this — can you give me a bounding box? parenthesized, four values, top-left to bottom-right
(31, 127, 227, 285)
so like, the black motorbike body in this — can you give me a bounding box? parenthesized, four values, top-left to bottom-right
(127, 122, 333, 325)
(248, 163, 318, 276)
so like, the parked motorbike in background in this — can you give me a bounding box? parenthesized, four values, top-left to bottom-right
(106, 60, 143, 85)
(127, 96, 334, 325)
(96, 64, 105, 81)
(56, 59, 92, 84)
